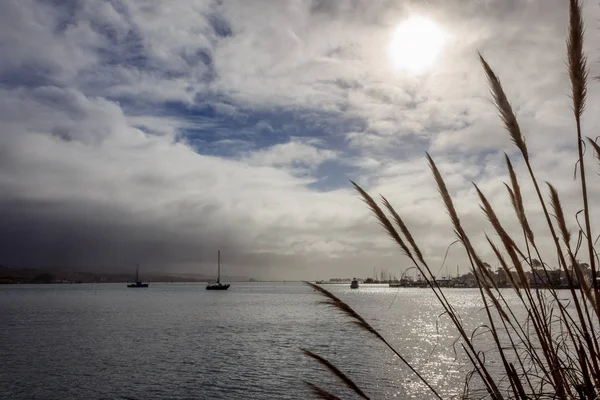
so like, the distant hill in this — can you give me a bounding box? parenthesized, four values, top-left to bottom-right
(0, 266, 248, 284)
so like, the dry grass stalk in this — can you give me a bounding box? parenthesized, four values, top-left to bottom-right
(426, 154, 465, 241)
(303, 381, 343, 400)
(381, 195, 424, 265)
(504, 155, 534, 244)
(351, 181, 412, 259)
(478, 54, 567, 286)
(302, 349, 370, 399)
(486, 236, 521, 296)
(307, 281, 384, 341)
(567, 0, 599, 319)
(547, 183, 571, 247)
(479, 55, 528, 161)
(474, 184, 521, 257)
(588, 138, 600, 163)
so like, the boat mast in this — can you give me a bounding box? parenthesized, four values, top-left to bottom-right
(135, 264, 139, 282)
(217, 250, 221, 283)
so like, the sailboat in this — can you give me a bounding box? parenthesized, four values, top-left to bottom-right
(206, 250, 230, 291)
(127, 264, 149, 288)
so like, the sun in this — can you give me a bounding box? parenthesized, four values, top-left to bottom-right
(388, 17, 446, 74)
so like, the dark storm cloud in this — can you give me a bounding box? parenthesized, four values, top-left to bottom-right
(0, 198, 258, 272)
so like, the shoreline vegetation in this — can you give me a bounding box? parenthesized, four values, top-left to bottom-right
(304, 0, 600, 399)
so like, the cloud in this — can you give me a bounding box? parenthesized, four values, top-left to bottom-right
(242, 138, 337, 174)
(1, 0, 600, 280)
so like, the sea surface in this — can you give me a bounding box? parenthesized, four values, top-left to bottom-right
(0, 283, 519, 399)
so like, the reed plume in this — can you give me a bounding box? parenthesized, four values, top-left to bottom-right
(306, 281, 383, 341)
(302, 349, 370, 400)
(381, 195, 424, 265)
(567, 0, 587, 118)
(303, 381, 343, 400)
(505, 154, 534, 244)
(351, 181, 412, 259)
(588, 138, 600, 163)
(479, 55, 528, 161)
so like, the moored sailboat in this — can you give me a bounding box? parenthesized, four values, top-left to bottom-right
(127, 264, 149, 288)
(206, 250, 230, 291)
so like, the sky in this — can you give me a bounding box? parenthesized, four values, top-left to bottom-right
(2, 0, 600, 280)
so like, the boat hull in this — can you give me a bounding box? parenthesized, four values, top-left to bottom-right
(127, 282, 149, 288)
(206, 283, 230, 290)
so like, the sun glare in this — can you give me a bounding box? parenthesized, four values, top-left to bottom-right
(389, 17, 446, 74)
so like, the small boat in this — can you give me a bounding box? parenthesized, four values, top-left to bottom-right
(127, 264, 149, 288)
(350, 278, 359, 289)
(206, 250, 230, 291)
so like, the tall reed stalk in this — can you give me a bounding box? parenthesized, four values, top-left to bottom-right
(303, 1, 600, 398)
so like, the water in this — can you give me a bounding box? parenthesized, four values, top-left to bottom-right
(0, 283, 504, 399)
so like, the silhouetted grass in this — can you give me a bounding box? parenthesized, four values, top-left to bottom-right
(303, 0, 600, 398)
